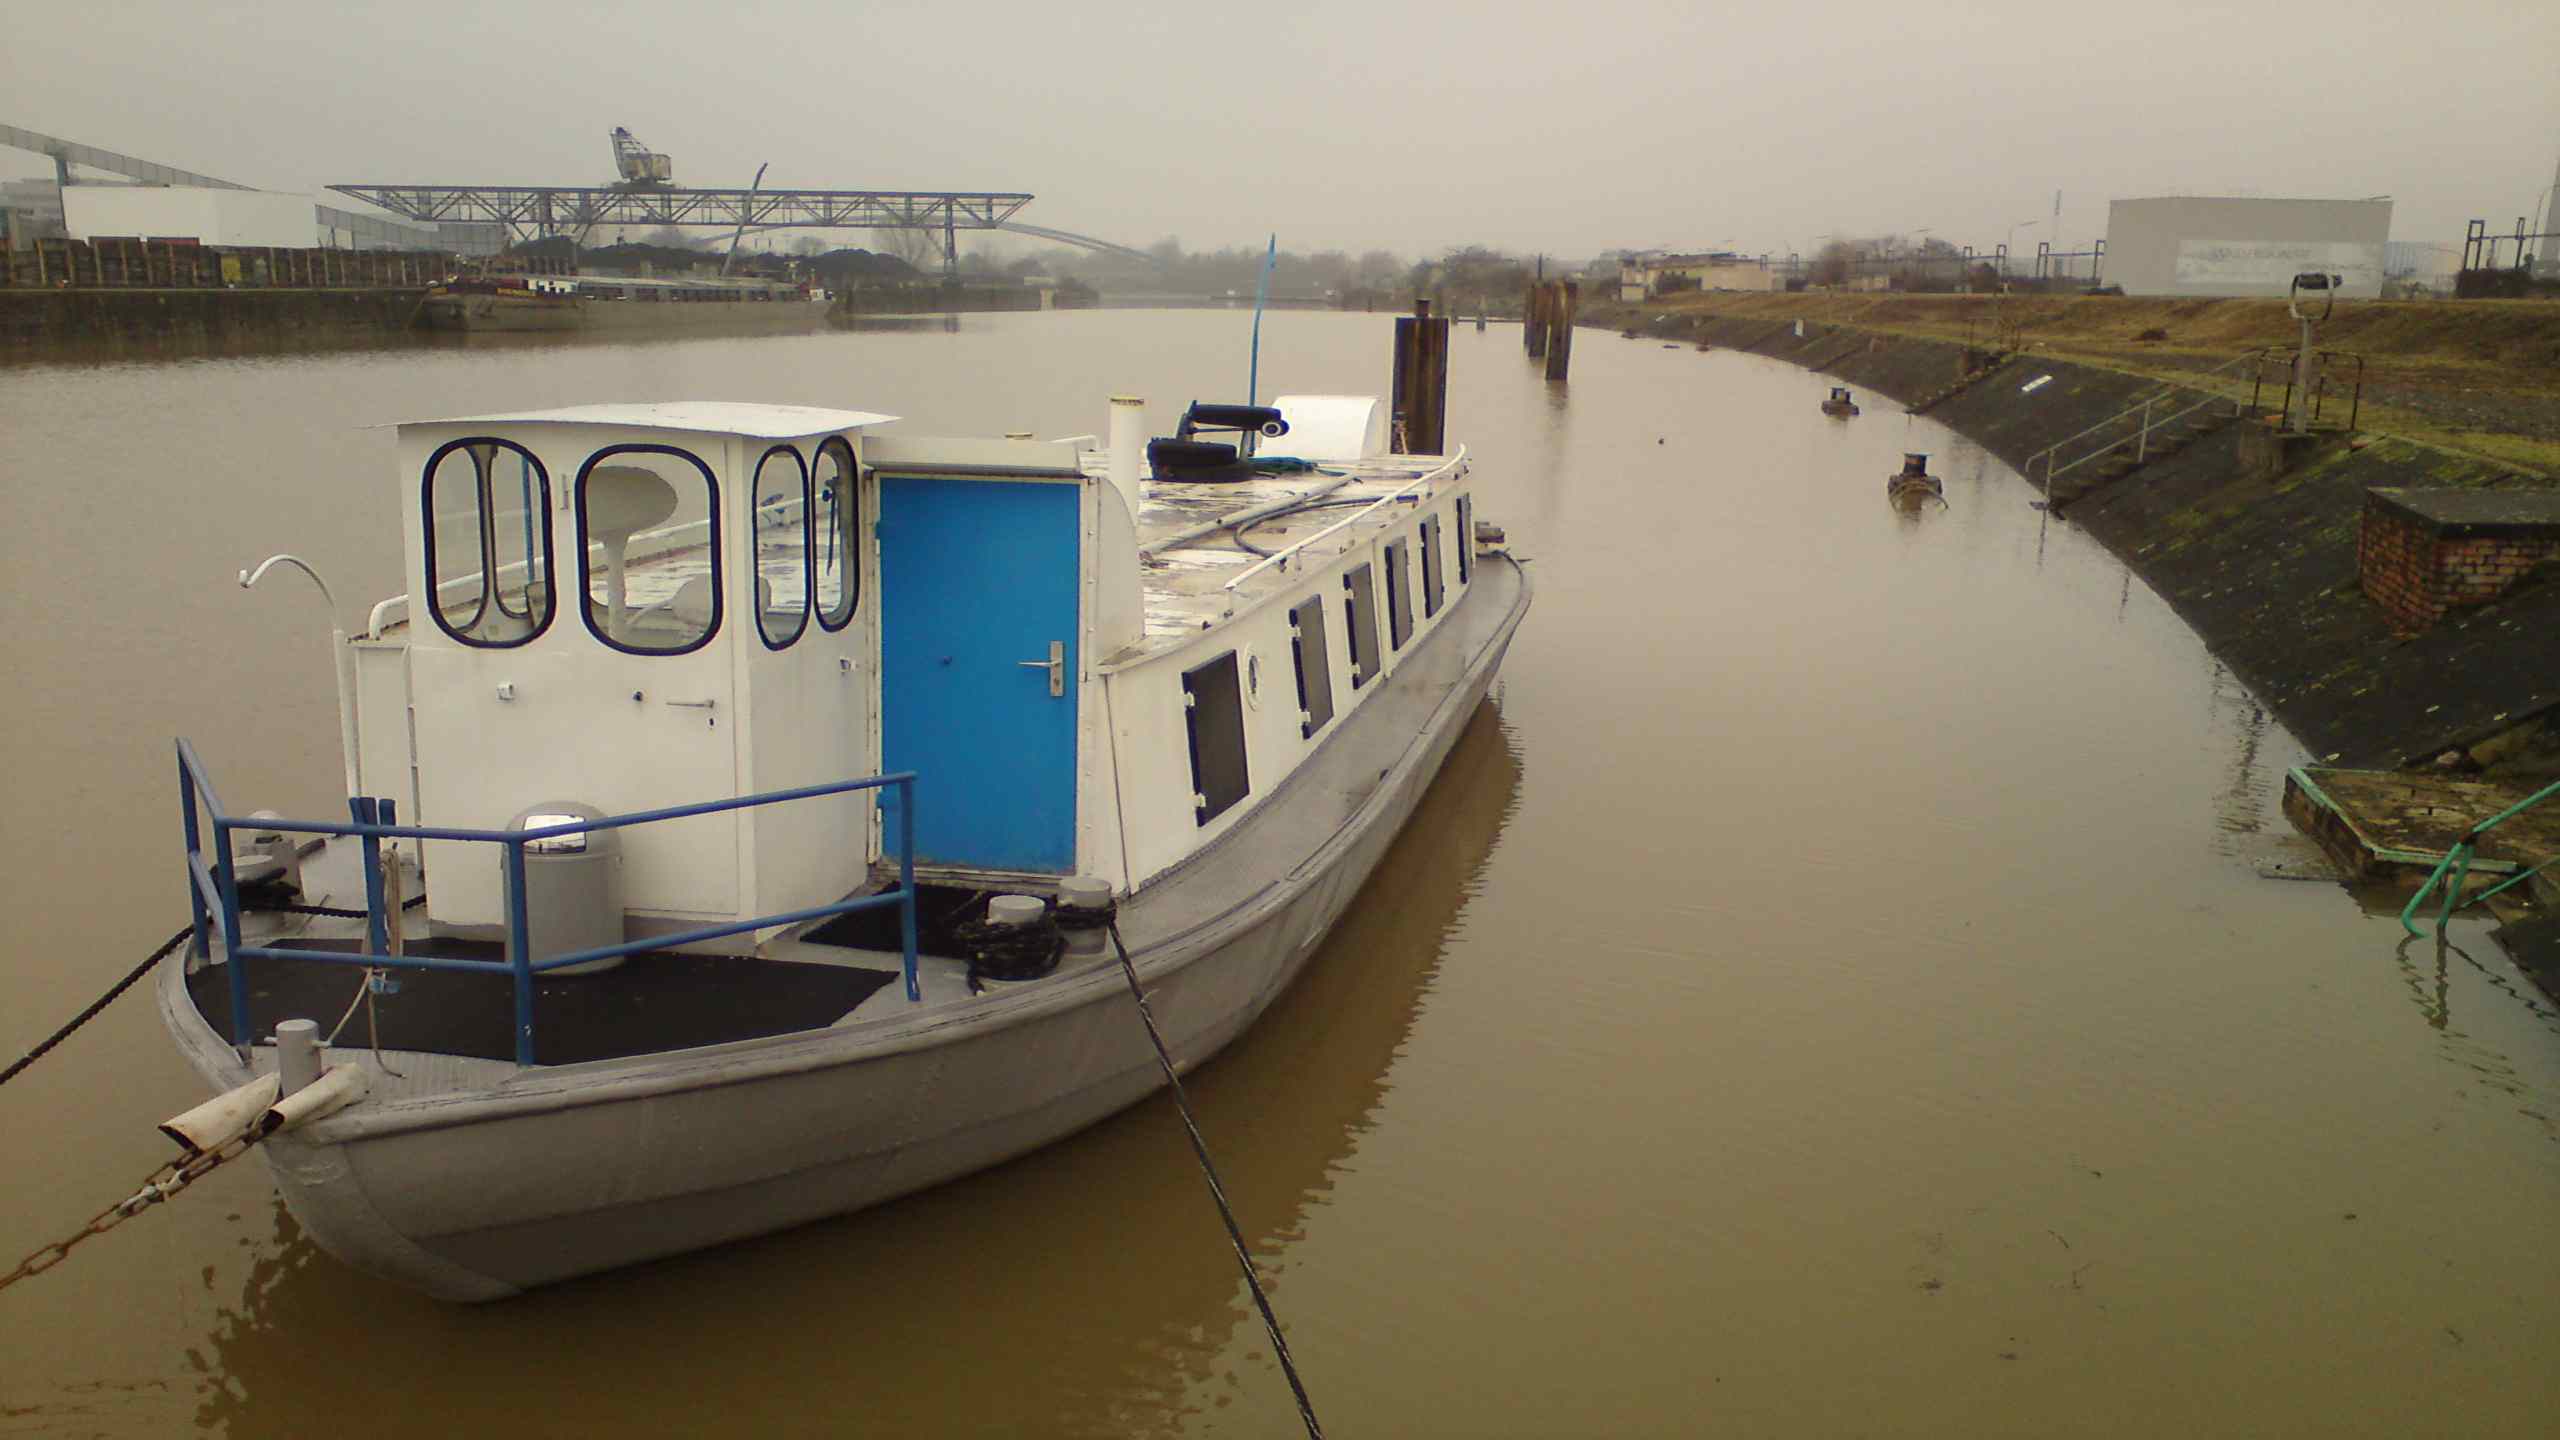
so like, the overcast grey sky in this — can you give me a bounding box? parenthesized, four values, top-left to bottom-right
(6, 0, 2555, 258)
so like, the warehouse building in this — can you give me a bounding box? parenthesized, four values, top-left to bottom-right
(2104, 197, 2392, 299)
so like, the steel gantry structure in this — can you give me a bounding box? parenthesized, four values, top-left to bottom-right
(329, 184, 1034, 271)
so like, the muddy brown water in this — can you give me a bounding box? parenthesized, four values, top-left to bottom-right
(3, 314, 2556, 1437)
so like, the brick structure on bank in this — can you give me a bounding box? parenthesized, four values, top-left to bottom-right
(2359, 488, 2560, 632)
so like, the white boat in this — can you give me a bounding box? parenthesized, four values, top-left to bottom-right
(157, 385, 1530, 1300)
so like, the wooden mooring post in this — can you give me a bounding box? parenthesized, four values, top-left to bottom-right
(1391, 298, 1450, 453)
(1523, 281, 1547, 357)
(1542, 280, 1577, 381)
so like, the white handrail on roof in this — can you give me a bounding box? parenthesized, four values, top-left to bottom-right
(1218, 448, 1464, 612)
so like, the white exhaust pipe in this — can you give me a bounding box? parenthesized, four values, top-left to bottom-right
(1106, 395, 1146, 522)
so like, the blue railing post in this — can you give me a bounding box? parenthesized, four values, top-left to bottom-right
(211, 814, 248, 1050)
(178, 745, 210, 963)
(352, 797, 390, 959)
(505, 838, 536, 1066)
(897, 775, 919, 1002)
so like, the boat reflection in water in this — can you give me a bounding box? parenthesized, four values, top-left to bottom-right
(190, 702, 1524, 1438)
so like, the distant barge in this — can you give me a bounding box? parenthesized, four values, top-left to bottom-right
(418, 273, 832, 334)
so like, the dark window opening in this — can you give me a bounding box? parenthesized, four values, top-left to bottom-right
(1421, 513, 1445, 619)
(1182, 648, 1254, 819)
(1183, 651, 1251, 826)
(422, 437, 554, 649)
(1457, 495, 1474, 584)
(1343, 563, 1381, 688)
(1290, 597, 1334, 739)
(1385, 538, 1413, 650)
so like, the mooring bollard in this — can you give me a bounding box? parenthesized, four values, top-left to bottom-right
(276, 1018, 322, 1099)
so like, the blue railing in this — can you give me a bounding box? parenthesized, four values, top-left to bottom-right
(177, 738, 919, 1067)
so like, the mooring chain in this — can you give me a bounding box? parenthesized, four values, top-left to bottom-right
(0, 926, 192, 1092)
(0, 1120, 270, 1294)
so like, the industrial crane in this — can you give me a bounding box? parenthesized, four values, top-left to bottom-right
(609, 127, 672, 188)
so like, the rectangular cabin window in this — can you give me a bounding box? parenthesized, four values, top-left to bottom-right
(1421, 513, 1444, 619)
(1289, 597, 1334, 740)
(1183, 651, 1251, 826)
(1342, 563, 1381, 689)
(1385, 538, 1413, 651)
(1457, 495, 1473, 585)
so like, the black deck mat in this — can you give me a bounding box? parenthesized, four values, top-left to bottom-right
(801, 882, 990, 961)
(188, 940, 897, 1066)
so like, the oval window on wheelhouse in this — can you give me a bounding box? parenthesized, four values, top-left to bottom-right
(813, 437, 861, 631)
(575, 446, 722, 656)
(751, 445, 811, 649)
(421, 438, 554, 648)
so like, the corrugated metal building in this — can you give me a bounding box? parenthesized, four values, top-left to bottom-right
(2104, 197, 2393, 299)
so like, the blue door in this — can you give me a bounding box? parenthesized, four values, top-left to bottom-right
(878, 476, 1080, 872)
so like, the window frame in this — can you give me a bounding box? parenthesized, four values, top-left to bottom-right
(420, 436, 556, 650)
(1343, 562, 1381, 689)
(1289, 596, 1334, 740)
(750, 443, 813, 651)
(1384, 537, 1413, 650)
(812, 435, 863, 632)
(1456, 495, 1473, 585)
(574, 443, 725, 658)
(1421, 513, 1444, 619)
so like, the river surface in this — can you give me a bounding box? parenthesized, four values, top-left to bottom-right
(3, 313, 2556, 1437)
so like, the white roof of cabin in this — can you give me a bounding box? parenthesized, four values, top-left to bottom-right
(400, 402, 898, 437)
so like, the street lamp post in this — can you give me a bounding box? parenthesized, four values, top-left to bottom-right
(2004, 219, 2041, 281)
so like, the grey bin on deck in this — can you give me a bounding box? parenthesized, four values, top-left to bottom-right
(503, 802, 627, 976)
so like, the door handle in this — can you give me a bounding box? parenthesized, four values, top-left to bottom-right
(1017, 641, 1065, 697)
(665, 698, 717, 710)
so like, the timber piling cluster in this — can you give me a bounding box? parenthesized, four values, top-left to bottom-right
(1523, 280, 1577, 380)
(1390, 299, 1450, 452)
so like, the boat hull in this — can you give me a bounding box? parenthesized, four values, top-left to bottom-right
(160, 553, 1529, 1300)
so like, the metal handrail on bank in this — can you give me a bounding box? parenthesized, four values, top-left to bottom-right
(2024, 353, 2257, 502)
(2398, 775, 2560, 937)
(177, 738, 921, 1066)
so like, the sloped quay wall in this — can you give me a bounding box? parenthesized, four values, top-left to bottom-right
(1587, 305, 2558, 768)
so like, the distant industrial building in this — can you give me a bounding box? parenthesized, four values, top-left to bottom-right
(2104, 197, 2393, 299)
(2, 177, 65, 246)
(1619, 251, 1782, 301)
(63, 184, 319, 248)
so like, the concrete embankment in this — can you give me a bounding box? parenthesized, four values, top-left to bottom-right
(1586, 300, 2559, 772)
(1, 287, 428, 344)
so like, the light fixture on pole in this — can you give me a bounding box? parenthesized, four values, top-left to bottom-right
(239, 555, 363, 801)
